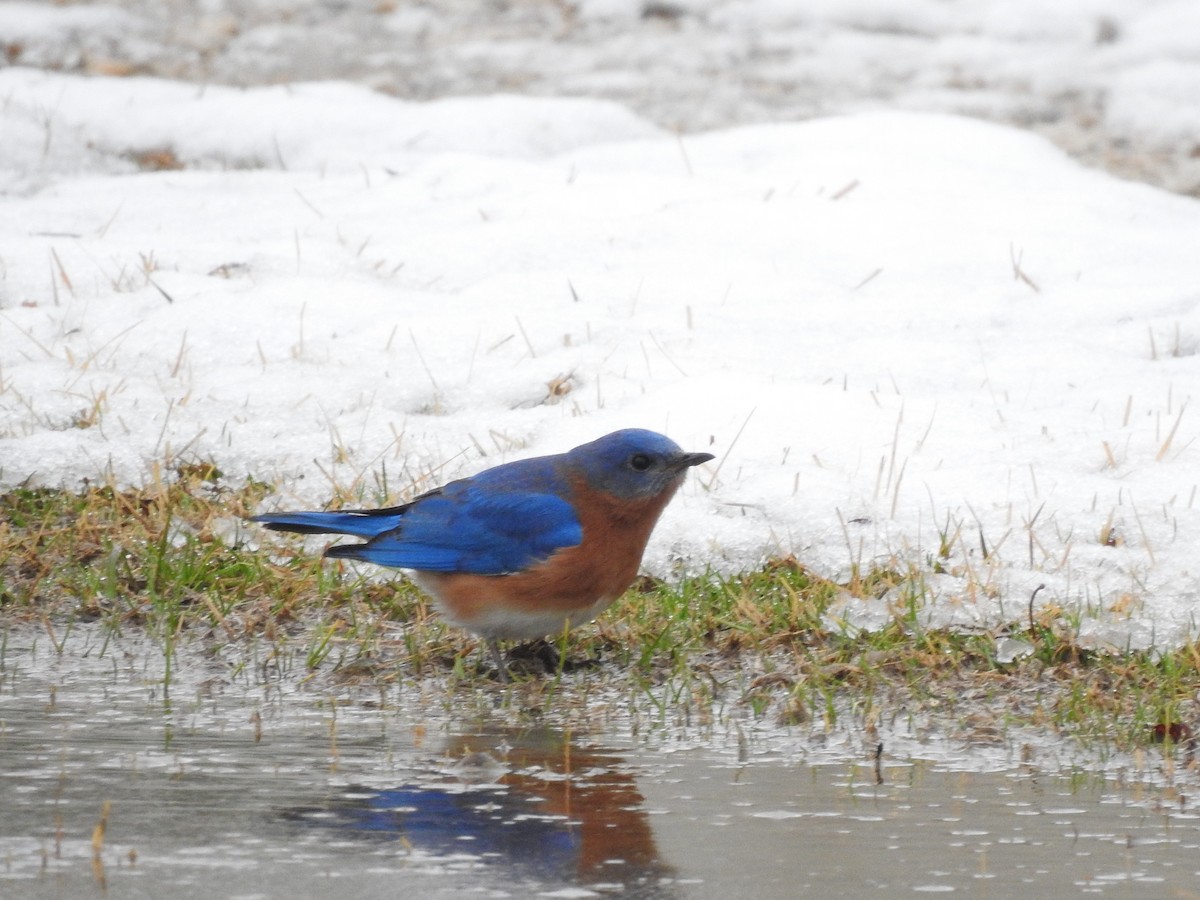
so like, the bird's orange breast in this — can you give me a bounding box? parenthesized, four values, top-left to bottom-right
(416, 472, 683, 639)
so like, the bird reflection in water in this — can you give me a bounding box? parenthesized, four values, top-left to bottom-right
(283, 727, 675, 892)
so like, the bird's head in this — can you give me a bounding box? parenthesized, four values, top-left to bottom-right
(566, 429, 714, 499)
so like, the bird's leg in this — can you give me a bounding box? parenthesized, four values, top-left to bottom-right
(486, 638, 510, 683)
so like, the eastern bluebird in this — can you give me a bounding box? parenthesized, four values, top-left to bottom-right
(252, 429, 713, 680)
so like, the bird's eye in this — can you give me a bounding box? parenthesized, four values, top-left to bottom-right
(629, 453, 652, 472)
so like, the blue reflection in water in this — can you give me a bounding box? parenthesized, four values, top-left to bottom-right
(289, 784, 582, 879)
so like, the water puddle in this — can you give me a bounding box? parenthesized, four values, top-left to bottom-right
(2, 626, 1197, 897)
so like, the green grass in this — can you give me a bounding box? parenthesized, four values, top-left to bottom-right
(2, 480, 1198, 752)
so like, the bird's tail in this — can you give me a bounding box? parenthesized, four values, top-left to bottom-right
(251, 506, 408, 538)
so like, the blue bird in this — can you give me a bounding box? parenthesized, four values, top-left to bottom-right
(253, 429, 713, 680)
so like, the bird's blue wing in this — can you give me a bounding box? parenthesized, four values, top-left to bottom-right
(326, 486, 583, 575)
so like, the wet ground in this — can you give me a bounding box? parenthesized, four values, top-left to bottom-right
(4, 625, 1199, 897)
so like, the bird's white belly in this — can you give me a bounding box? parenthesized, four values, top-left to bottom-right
(412, 573, 617, 640)
(469, 598, 615, 640)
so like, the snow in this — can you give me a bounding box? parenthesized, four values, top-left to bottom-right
(2, 2, 1199, 650)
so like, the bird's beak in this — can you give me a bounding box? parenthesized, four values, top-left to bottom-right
(674, 451, 715, 470)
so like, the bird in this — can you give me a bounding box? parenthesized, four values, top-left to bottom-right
(252, 429, 713, 681)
